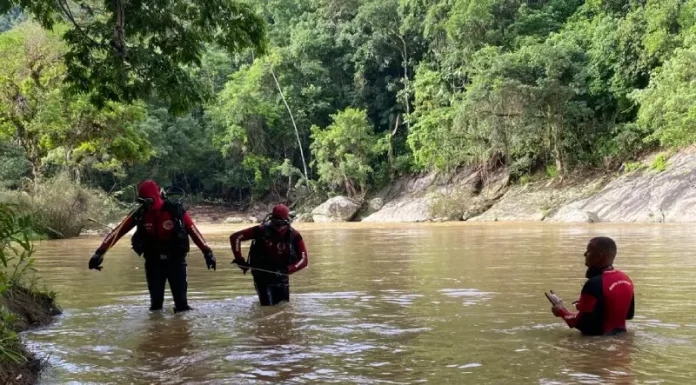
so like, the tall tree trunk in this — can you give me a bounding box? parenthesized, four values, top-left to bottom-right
(547, 108, 564, 177)
(399, 35, 411, 132)
(270, 67, 312, 193)
(388, 114, 400, 175)
(112, 0, 126, 56)
(553, 124, 564, 177)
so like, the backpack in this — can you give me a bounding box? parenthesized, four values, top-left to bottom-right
(247, 224, 299, 269)
(131, 199, 189, 257)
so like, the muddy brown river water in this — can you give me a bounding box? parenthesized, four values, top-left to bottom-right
(23, 222, 696, 384)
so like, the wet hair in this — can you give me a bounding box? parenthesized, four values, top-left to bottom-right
(590, 237, 617, 261)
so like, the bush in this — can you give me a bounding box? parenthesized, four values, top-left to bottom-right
(0, 203, 60, 380)
(0, 203, 34, 364)
(0, 174, 125, 239)
(310, 108, 387, 199)
(623, 161, 645, 173)
(545, 165, 559, 178)
(649, 153, 669, 172)
(0, 142, 31, 189)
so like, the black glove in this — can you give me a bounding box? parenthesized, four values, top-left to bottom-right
(233, 259, 250, 274)
(204, 250, 216, 271)
(276, 266, 289, 277)
(89, 252, 104, 271)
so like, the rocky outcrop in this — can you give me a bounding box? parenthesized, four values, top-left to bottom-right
(368, 198, 384, 212)
(362, 168, 509, 222)
(223, 215, 260, 224)
(470, 176, 609, 222)
(361, 173, 438, 222)
(312, 196, 361, 222)
(223, 216, 245, 224)
(293, 213, 314, 223)
(361, 196, 434, 222)
(139, 149, 696, 225)
(549, 208, 601, 223)
(549, 150, 696, 223)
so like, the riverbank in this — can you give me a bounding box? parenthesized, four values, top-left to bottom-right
(352, 151, 690, 223)
(0, 287, 61, 385)
(81, 148, 696, 230)
(183, 147, 696, 225)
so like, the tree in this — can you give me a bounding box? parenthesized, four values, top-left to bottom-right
(310, 108, 385, 198)
(0, 22, 151, 181)
(407, 65, 457, 171)
(634, 29, 696, 148)
(2, 0, 267, 113)
(207, 57, 289, 199)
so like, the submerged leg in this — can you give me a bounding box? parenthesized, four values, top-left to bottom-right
(253, 277, 272, 306)
(168, 259, 191, 313)
(145, 258, 166, 311)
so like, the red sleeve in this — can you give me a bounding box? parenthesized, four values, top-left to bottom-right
(230, 226, 260, 261)
(96, 215, 136, 254)
(558, 292, 598, 328)
(287, 237, 308, 274)
(183, 212, 211, 253)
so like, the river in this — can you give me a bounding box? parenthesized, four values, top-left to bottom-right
(22, 222, 696, 384)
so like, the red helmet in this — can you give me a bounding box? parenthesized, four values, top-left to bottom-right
(271, 204, 290, 220)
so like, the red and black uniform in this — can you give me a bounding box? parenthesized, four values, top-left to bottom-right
(557, 267, 635, 336)
(92, 180, 214, 312)
(230, 212, 308, 306)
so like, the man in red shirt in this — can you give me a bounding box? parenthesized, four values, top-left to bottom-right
(88, 180, 216, 313)
(551, 237, 635, 335)
(230, 204, 308, 306)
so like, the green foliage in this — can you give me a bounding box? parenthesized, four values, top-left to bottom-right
(0, 204, 34, 286)
(0, 23, 153, 180)
(0, 174, 124, 239)
(310, 108, 385, 198)
(546, 165, 559, 179)
(3, 0, 267, 113)
(649, 153, 669, 172)
(3, 0, 696, 215)
(0, 203, 35, 363)
(408, 0, 696, 176)
(0, 142, 30, 188)
(634, 29, 696, 148)
(0, 304, 23, 363)
(622, 161, 645, 172)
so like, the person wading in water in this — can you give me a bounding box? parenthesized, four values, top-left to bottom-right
(230, 204, 308, 306)
(548, 237, 635, 336)
(88, 180, 216, 313)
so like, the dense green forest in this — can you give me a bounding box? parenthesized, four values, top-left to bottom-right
(1, 0, 695, 212)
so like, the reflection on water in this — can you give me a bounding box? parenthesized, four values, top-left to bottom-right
(22, 223, 696, 384)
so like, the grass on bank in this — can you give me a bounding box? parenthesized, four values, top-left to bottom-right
(0, 174, 127, 239)
(0, 203, 55, 366)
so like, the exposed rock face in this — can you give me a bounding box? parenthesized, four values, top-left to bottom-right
(549, 209, 601, 223)
(550, 150, 696, 223)
(362, 196, 435, 222)
(368, 198, 384, 212)
(153, 149, 696, 225)
(312, 196, 361, 222)
(224, 216, 244, 224)
(362, 173, 438, 222)
(470, 176, 608, 222)
(293, 213, 314, 223)
(362, 169, 509, 222)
